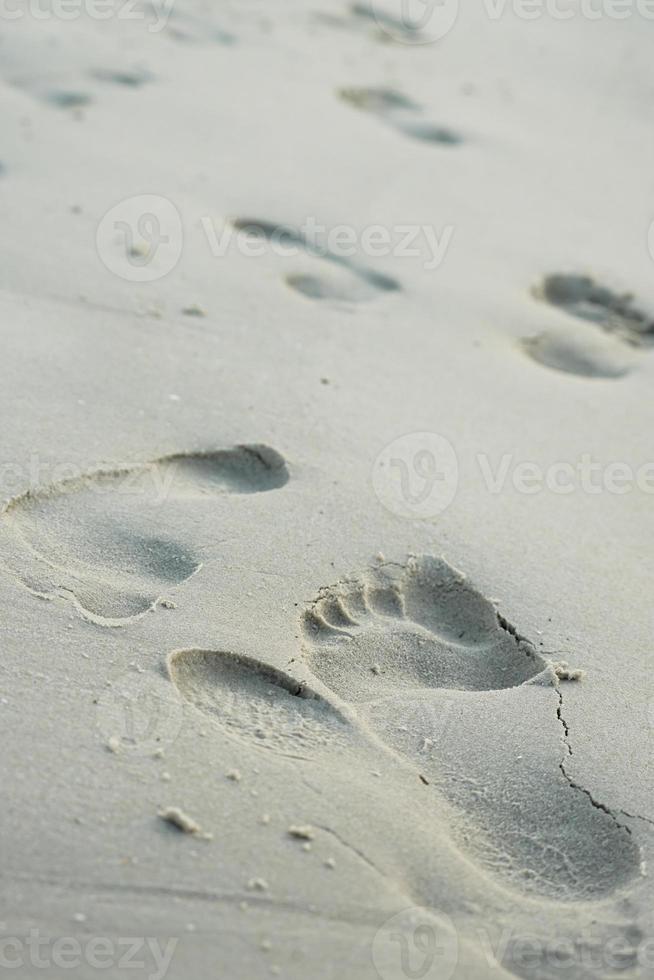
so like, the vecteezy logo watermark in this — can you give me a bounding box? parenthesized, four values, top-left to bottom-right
(372, 908, 458, 980)
(95, 198, 454, 282)
(372, 433, 459, 520)
(372, 435, 654, 521)
(0, 929, 178, 979)
(96, 195, 183, 282)
(0, 0, 175, 30)
(97, 671, 183, 756)
(366, 0, 654, 37)
(367, 0, 460, 42)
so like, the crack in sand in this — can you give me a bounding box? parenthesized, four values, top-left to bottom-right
(315, 825, 391, 884)
(556, 688, 633, 836)
(496, 613, 525, 641)
(619, 809, 654, 829)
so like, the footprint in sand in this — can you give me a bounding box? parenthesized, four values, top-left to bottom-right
(8, 75, 93, 111)
(348, 1, 428, 42)
(8, 53, 151, 107)
(91, 68, 154, 89)
(167, 554, 641, 905)
(300, 556, 641, 902)
(231, 218, 400, 304)
(44, 90, 93, 110)
(522, 273, 654, 378)
(169, 649, 349, 761)
(317, 3, 425, 44)
(339, 87, 462, 145)
(167, 559, 643, 977)
(0, 445, 288, 626)
(164, 6, 236, 45)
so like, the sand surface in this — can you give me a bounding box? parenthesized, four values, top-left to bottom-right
(1, 2, 654, 978)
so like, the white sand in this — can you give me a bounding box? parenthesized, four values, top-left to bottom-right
(1, 2, 653, 978)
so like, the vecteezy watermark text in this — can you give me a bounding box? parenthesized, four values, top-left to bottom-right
(478, 453, 654, 496)
(0, 455, 186, 505)
(0, 929, 177, 979)
(202, 216, 454, 271)
(483, 0, 654, 19)
(477, 925, 654, 972)
(0, 0, 174, 29)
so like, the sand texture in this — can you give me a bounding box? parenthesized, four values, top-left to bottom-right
(1, 2, 653, 979)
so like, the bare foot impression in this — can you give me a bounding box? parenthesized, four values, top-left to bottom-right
(522, 273, 654, 378)
(7, 70, 91, 111)
(0, 445, 288, 625)
(348, 1, 430, 42)
(300, 556, 641, 902)
(339, 87, 462, 145)
(44, 90, 93, 110)
(164, 6, 236, 45)
(91, 68, 154, 89)
(11, 71, 151, 111)
(231, 217, 400, 304)
(169, 649, 350, 762)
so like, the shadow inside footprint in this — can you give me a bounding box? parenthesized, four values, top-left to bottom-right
(164, 6, 236, 45)
(523, 273, 654, 378)
(0, 445, 288, 625)
(520, 326, 636, 379)
(317, 3, 428, 44)
(45, 90, 93, 110)
(91, 68, 154, 88)
(10, 73, 88, 111)
(231, 217, 400, 304)
(349, 1, 426, 41)
(339, 87, 462, 145)
(300, 556, 642, 901)
(169, 649, 349, 760)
